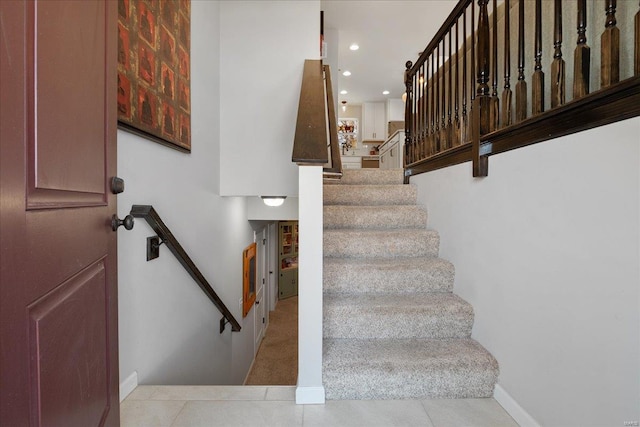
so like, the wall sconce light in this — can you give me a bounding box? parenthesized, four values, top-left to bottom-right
(341, 100, 347, 112)
(261, 196, 287, 207)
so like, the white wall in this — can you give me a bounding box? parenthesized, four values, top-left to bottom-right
(117, 0, 255, 388)
(219, 1, 320, 197)
(247, 197, 299, 221)
(412, 118, 640, 427)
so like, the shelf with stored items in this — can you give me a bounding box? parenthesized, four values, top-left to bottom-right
(278, 221, 298, 299)
(378, 130, 405, 169)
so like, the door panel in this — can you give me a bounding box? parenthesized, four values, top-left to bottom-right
(27, 1, 109, 208)
(28, 261, 110, 427)
(0, 1, 119, 425)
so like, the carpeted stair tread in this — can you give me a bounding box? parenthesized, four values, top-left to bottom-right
(321, 168, 499, 400)
(325, 169, 404, 185)
(323, 257, 454, 294)
(324, 293, 473, 339)
(324, 184, 417, 206)
(323, 338, 499, 400)
(324, 205, 428, 229)
(324, 229, 439, 258)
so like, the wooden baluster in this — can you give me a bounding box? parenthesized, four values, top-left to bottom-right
(462, 8, 469, 143)
(447, 30, 453, 149)
(454, 17, 461, 147)
(435, 45, 441, 153)
(425, 59, 430, 157)
(551, 0, 565, 108)
(415, 66, 420, 163)
(532, 0, 545, 115)
(421, 62, 427, 160)
(491, 0, 500, 129)
(473, 0, 490, 177)
(416, 67, 421, 162)
(636, 1, 640, 75)
(601, 0, 619, 87)
(502, 0, 513, 126)
(573, 0, 591, 98)
(404, 61, 412, 164)
(467, 1, 476, 144)
(515, 0, 527, 122)
(430, 53, 436, 155)
(440, 39, 448, 150)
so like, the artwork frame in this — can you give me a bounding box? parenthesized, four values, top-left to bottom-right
(242, 243, 257, 318)
(117, 0, 191, 152)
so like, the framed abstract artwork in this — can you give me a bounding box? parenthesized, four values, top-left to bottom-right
(117, 0, 191, 152)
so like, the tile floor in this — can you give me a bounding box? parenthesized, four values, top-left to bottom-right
(120, 386, 519, 427)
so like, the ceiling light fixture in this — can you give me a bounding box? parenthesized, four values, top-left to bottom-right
(382, 90, 390, 95)
(261, 196, 287, 207)
(340, 90, 348, 95)
(342, 70, 351, 77)
(349, 43, 359, 51)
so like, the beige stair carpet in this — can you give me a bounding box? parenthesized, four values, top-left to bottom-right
(323, 168, 499, 400)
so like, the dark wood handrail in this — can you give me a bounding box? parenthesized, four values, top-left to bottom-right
(292, 59, 330, 165)
(292, 59, 342, 179)
(323, 64, 343, 177)
(130, 205, 241, 333)
(404, 0, 640, 178)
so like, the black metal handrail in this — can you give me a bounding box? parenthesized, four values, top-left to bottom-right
(130, 205, 241, 333)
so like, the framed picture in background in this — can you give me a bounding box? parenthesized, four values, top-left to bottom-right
(117, 0, 191, 152)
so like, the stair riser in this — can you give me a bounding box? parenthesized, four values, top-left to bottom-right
(324, 185, 417, 206)
(323, 371, 497, 400)
(323, 263, 454, 294)
(324, 308, 473, 339)
(324, 206, 427, 229)
(332, 169, 404, 185)
(324, 230, 439, 258)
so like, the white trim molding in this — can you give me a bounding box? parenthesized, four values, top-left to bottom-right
(120, 371, 138, 402)
(296, 386, 326, 404)
(494, 384, 541, 427)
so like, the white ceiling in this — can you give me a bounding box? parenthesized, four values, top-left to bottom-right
(321, 0, 458, 105)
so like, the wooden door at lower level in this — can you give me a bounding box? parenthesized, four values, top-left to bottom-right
(0, 1, 119, 425)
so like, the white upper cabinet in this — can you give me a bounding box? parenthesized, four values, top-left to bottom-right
(386, 99, 404, 122)
(362, 102, 386, 141)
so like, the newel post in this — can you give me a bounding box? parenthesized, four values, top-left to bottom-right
(472, 0, 491, 177)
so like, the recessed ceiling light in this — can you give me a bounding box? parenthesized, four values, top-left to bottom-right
(349, 43, 359, 51)
(340, 90, 348, 95)
(382, 90, 390, 95)
(342, 70, 351, 77)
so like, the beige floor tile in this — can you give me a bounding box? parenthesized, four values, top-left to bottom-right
(120, 400, 186, 427)
(265, 386, 296, 401)
(124, 385, 158, 400)
(422, 398, 519, 427)
(149, 385, 268, 401)
(170, 400, 304, 427)
(304, 400, 434, 427)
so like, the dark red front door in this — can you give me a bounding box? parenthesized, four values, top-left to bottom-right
(1, 1, 119, 425)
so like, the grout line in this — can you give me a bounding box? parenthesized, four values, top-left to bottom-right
(419, 399, 437, 427)
(167, 401, 188, 427)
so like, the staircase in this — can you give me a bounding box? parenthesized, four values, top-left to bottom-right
(322, 169, 499, 400)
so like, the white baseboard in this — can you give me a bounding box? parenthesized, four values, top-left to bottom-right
(295, 386, 325, 404)
(494, 384, 540, 427)
(120, 371, 138, 402)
